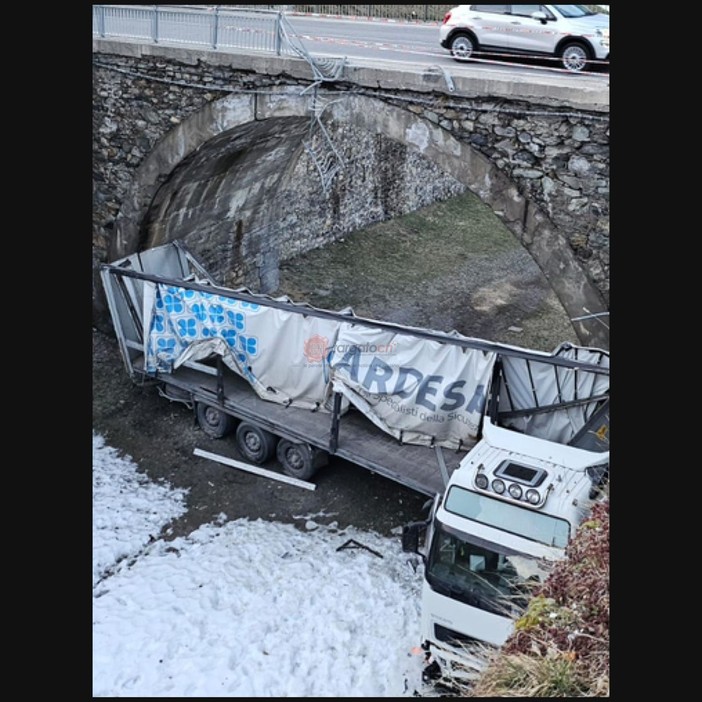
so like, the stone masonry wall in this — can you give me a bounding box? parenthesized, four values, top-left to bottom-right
(92, 50, 608, 328)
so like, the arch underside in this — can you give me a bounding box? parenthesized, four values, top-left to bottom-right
(114, 89, 608, 349)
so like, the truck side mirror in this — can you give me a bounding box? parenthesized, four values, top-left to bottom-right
(402, 521, 427, 555)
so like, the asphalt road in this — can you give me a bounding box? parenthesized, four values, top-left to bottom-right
(284, 14, 609, 84)
(284, 14, 445, 65)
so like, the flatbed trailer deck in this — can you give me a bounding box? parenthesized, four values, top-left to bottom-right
(135, 355, 471, 497)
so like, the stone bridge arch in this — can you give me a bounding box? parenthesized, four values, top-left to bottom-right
(110, 88, 607, 348)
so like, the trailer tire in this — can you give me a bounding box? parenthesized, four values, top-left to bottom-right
(276, 440, 321, 481)
(196, 403, 236, 439)
(235, 422, 278, 464)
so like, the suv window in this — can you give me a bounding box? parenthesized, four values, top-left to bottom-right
(552, 4, 596, 17)
(470, 5, 509, 13)
(510, 5, 555, 19)
(510, 5, 542, 16)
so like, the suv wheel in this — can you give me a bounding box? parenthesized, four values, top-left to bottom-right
(449, 33, 476, 61)
(559, 42, 591, 72)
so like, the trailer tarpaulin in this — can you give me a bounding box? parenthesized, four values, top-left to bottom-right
(142, 283, 498, 448)
(328, 324, 498, 450)
(140, 279, 606, 451)
(143, 283, 342, 411)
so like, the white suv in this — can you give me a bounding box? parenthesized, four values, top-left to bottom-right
(439, 5, 610, 72)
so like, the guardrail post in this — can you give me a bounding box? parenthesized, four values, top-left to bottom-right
(96, 5, 106, 37)
(152, 5, 159, 44)
(211, 5, 219, 49)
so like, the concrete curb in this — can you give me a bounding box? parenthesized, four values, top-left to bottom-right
(93, 38, 609, 112)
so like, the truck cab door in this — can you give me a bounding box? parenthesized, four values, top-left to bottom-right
(422, 493, 442, 556)
(402, 493, 442, 557)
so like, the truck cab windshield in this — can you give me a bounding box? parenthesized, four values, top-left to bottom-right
(444, 485, 571, 549)
(426, 522, 535, 617)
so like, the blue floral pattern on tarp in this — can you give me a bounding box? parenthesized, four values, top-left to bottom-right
(145, 284, 259, 376)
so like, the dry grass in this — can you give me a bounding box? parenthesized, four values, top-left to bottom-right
(277, 190, 579, 352)
(467, 649, 595, 697)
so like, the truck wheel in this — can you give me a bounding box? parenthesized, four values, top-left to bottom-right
(196, 403, 236, 439)
(235, 422, 277, 464)
(276, 440, 320, 481)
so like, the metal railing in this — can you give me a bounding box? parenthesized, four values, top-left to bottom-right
(92, 5, 294, 55)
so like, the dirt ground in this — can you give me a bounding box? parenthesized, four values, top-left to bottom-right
(92, 191, 579, 541)
(93, 327, 434, 540)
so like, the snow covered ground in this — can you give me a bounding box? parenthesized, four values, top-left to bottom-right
(92, 432, 431, 696)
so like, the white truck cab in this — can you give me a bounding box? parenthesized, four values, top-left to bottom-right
(404, 410, 609, 684)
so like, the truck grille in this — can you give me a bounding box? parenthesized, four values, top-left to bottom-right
(434, 623, 480, 646)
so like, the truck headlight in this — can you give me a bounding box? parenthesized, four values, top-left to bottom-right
(508, 483, 522, 499)
(492, 479, 505, 494)
(526, 489, 540, 505)
(475, 474, 489, 490)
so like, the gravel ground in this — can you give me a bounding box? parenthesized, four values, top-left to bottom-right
(92, 191, 578, 541)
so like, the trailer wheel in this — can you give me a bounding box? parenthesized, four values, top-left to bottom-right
(196, 403, 236, 439)
(235, 422, 278, 464)
(276, 440, 321, 481)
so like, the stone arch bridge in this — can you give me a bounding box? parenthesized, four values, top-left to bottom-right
(93, 39, 609, 348)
